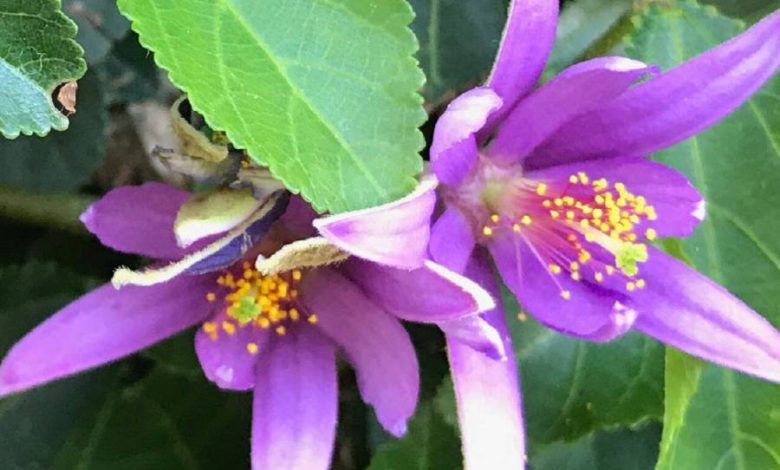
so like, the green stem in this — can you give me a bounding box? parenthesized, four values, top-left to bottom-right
(0, 187, 94, 234)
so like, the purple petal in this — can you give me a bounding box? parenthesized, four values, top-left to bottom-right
(252, 327, 338, 470)
(0, 275, 214, 397)
(531, 10, 780, 166)
(314, 176, 437, 270)
(632, 248, 780, 383)
(195, 313, 269, 391)
(430, 87, 502, 186)
(342, 259, 495, 322)
(488, 57, 657, 164)
(438, 313, 506, 361)
(429, 206, 476, 274)
(527, 158, 704, 237)
(300, 268, 418, 436)
(489, 233, 635, 341)
(482, 0, 559, 135)
(446, 250, 526, 469)
(80, 182, 190, 260)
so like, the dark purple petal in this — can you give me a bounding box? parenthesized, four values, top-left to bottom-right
(632, 248, 780, 383)
(489, 233, 635, 341)
(488, 57, 657, 164)
(527, 158, 704, 237)
(195, 313, 269, 391)
(314, 176, 437, 270)
(531, 10, 780, 166)
(429, 206, 476, 274)
(300, 268, 418, 436)
(342, 259, 495, 322)
(252, 327, 338, 470)
(430, 87, 502, 186)
(482, 0, 559, 135)
(0, 275, 215, 397)
(80, 182, 190, 260)
(446, 250, 526, 469)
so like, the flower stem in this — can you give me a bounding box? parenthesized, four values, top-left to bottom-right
(0, 187, 94, 234)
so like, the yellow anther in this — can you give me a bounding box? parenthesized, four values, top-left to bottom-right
(206, 292, 216, 302)
(563, 196, 575, 206)
(569, 175, 579, 184)
(275, 325, 286, 335)
(292, 270, 302, 281)
(222, 321, 236, 335)
(592, 208, 603, 219)
(258, 317, 271, 329)
(645, 228, 657, 240)
(615, 182, 626, 192)
(482, 226, 494, 236)
(594, 272, 604, 282)
(512, 224, 522, 233)
(549, 264, 562, 274)
(521, 215, 533, 226)
(570, 261, 580, 271)
(577, 172, 589, 184)
(247, 342, 259, 355)
(490, 214, 501, 223)
(543, 200, 552, 208)
(571, 272, 581, 281)
(580, 219, 590, 229)
(536, 183, 548, 196)
(578, 251, 591, 263)
(203, 322, 217, 333)
(560, 290, 572, 300)
(550, 210, 560, 219)
(554, 198, 564, 207)
(308, 314, 319, 324)
(567, 233, 578, 242)
(636, 279, 646, 289)
(289, 308, 300, 321)
(517, 312, 528, 322)
(626, 282, 636, 291)
(243, 269, 253, 279)
(605, 265, 616, 275)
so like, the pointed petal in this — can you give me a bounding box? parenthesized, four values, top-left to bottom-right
(483, 0, 559, 133)
(300, 268, 418, 436)
(314, 176, 437, 270)
(527, 158, 704, 237)
(532, 10, 780, 166)
(489, 234, 636, 341)
(80, 182, 190, 260)
(0, 276, 214, 397)
(488, 57, 657, 164)
(429, 206, 476, 274)
(632, 248, 780, 382)
(195, 313, 269, 391)
(446, 250, 526, 470)
(430, 87, 502, 186)
(251, 327, 338, 470)
(342, 259, 495, 322)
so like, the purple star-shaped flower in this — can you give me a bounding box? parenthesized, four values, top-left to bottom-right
(430, 1, 780, 468)
(0, 179, 495, 470)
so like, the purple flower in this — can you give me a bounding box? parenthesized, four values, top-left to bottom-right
(430, 2, 780, 468)
(0, 179, 495, 470)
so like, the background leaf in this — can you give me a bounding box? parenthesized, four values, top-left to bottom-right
(410, 0, 506, 105)
(117, 0, 426, 213)
(623, 2, 780, 468)
(0, 70, 106, 191)
(0, 0, 86, 138)
(63, 0, 130, 65)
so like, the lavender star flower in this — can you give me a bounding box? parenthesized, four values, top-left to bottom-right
(0, 179, 495, 470)
(429, 2, 780, 468)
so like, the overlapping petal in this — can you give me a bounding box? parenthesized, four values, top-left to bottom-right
(429, 206, 476, 274)
(482, 0, 559, 134)
(300, 268, 419, 436)
(430, 87, 502, 186)
(251, 327, 338, 470)
(0, 275, 214, 397)
(632, 248, 780, 383)
(488, 57, 657, 164)
(530, 9, 780, 167)
(314, 176, 437, 270)
(80, 182, 190, 260)
(446, 251, 526, 470)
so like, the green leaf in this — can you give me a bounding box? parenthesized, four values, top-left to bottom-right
(409, 0, 506, 104)
(0, 0, 86, 138)
(546, 0, 633, 76)
(96, 31, 160, 105)
(623, 2, 780, 468)
(531, 424, 661, 470)
(0, 69, 106, 191)
(367, 403, 462, 470)
(436, 291, 664, 447)
(702, 0, 778, 20)
(63, 0, 130, 65)
(116, 0, 426, 213)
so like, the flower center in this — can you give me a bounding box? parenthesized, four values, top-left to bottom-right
(481, 170, 658, 299)
(201, 262, 317, 353)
